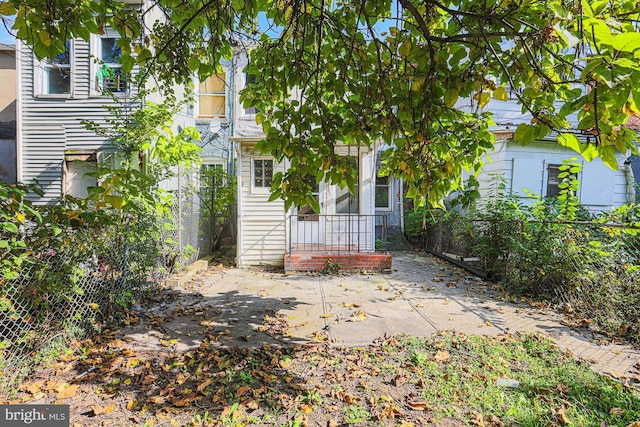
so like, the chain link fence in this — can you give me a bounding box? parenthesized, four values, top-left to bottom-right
(420, 215, 640, 341)
(0, 187, 204, 375)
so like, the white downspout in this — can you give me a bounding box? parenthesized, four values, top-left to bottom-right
(399, 178, 404, 232)
(235, 141, 243, 266)
(624, 162, 635, 204)
(15, 42, 23, 183)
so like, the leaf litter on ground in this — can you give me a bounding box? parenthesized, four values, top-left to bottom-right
(3, 326, 640, 427)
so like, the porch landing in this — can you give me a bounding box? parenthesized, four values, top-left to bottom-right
(284, 251, 392, 272)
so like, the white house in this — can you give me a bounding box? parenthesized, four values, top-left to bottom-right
(230, 49, 389, 270)
(470, 96, 636, 213)
(15, 3, 193, 204)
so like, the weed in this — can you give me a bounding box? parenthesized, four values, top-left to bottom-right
(323, 258, 341, 274)
(343, 404, 371, 424)
(301, 389, 323, 406)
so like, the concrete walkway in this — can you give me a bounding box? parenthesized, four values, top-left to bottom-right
(129, 251, 640, 384)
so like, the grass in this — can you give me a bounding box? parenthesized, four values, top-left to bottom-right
(3, 330, 639, 426)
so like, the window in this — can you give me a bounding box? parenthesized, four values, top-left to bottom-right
(63, 153, 97, 198)
(375, 175, 390, 209)
(244, 73, 258, 115)
(42, 40, 71, 95)
(96, 37, 125, 92)
(336, 157, 359, 214)
(200, 163, 224, 196)
(546, 164, 562, 197)
(199, 73, 226, 118)
(253, 159, 273, 188)
(298, 175, 320, 221)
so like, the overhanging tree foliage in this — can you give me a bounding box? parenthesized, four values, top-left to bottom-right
(3, 0, 639, 208)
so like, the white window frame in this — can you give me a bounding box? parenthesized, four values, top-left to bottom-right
(90, 32, 126, 95)
(197, 70, 228, 119)
(251, 157, 273, 193)
(36, 39, 74, 97)
(375, 174, 392, 211)
(238, 71, 258, 121)
(200, 158, 226, 190)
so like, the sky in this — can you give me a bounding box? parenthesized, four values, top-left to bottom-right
(0, 6, 402, 45)
(1, 23, 14, 44)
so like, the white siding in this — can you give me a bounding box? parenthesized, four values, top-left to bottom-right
(478, 140, 630, 213)
(237, 148, 286, 266)
(18, 39, 131, 204)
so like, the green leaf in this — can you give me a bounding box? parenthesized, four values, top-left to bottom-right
(598, 145, 618, 170)
(513, 124, 535, 145)
(493, 87, 508, 101)
(0, 2, 16, 15)
(558, 133, 581, 151)
(399, 42, 411, 58)
(444, 88, 459, 108)
(2, 222, 19, 234)
(611, 33, 640, 52)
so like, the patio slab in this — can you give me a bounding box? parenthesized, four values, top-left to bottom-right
(123, 251, 640, 383)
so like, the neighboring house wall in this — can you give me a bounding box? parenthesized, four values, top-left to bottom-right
(193, 58, 235, 256)
(0, 45, 16, 184)
(477, 139, 632, 213)
(17, 38, 126, 203)
(17, 33, 195, 204)
(457, 96, 635, 212)
(0, 45, 16, 122)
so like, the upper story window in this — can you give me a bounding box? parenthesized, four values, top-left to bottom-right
(42, 40, 72, 95)
(96, 37, 125, 93)
(198, 73, 226, 118)
(244, 73, 258, 115)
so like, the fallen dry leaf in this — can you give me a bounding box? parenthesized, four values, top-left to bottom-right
(407, 400, 431, 411)
(393, 375, 407, 387)
(470, 411, 485, 427)
(301, 404, 313, 414)
(609, 407, 625, 416)
(197, 378, 213, 393)
(236, 386, 250, 397)
(320, 313, 334, 318)
(556, 406, 572, 425)
(127, 400, 138, 411)
(610, 371, 626, 379)
(348, 310, 368, 322)
(25, 380, 45, 395)
(90, 404, 114, 416)
(56, 384, 79, 399)
(434, 351, 450, 362)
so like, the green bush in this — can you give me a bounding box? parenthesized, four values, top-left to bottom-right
(424, 162, 640, 342)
